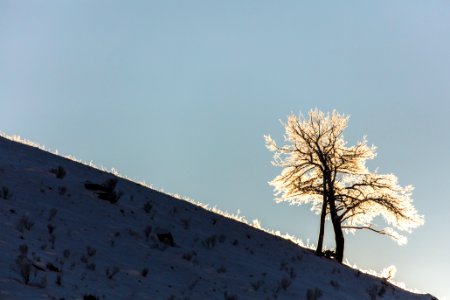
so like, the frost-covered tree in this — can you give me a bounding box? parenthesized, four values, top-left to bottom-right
(265, 109, 424, 263)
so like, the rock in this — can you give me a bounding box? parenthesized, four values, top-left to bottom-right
(157, 232, 175, 247)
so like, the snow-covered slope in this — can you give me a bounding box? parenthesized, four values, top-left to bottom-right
(0, 136, 436, 300)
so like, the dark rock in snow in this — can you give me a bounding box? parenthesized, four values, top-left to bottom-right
(157, 232, 175, 247)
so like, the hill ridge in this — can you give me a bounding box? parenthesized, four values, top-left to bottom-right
(0, 135, 435, 300)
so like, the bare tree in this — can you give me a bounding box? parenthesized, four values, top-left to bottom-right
(265, 109, 424, 263)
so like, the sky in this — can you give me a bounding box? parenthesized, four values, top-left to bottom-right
(1, 0, 449, 298)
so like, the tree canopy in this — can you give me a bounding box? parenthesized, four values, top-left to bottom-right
(265, 109, 424, 262)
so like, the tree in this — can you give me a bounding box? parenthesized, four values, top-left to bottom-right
(265, 109, 424, 263)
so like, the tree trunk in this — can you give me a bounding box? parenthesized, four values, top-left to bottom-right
(326, 173, 345, 263)
(315, 196, 327, 256)
(315, 178, 328, 256)
(331, 215, 344, 263)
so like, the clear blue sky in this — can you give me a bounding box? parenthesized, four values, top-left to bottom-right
(1, 1, 449, 298)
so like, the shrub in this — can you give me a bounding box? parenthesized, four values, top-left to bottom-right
(224, 292, 238, 300)
(56, 273, 62, 286)
(306, 288, 323, 300)
(323, 249, 336, 259)
(16, 215, 34, 233)
(251, 280, 264, 291)
(202, 235, 217, 249)
(15, 255, 32, 284)
(86, 263, 96, 271)
(181, 219, 190, 230)
(106, 266, 120, 279)
(144, 225, 152, 240)
(49, 234, 56, 249)
(47, 224, 55, 235)
(143, 201, 153, 213)
(170, 206, 178, 214)
(279, 261, 288, 271)
(0, 186, 11, 199)
(58, 186, 67, 195)
(330, 280, 339, 289)
(218, 234, 227, 243)
(141, 268, 149, 277)
(50, 166, 66, 179)
(19, 244, 28, 255)
(86, 246, 96, 257)
(288, 267, 297, 279)
(63, 249, 71, 259)
(36, 275, 47, 289)
(366, 285, 386, 300)
(278, 277, 291, 291)
(48, 208, 58, 221)
(182, 251, 197, 261)
(80, 255, 88, 264)
(128, 229, 141, 238)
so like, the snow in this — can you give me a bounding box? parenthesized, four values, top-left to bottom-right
(0, 136, 437, 300)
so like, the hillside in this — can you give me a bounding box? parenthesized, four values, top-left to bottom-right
(0, 136, 436, 300)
